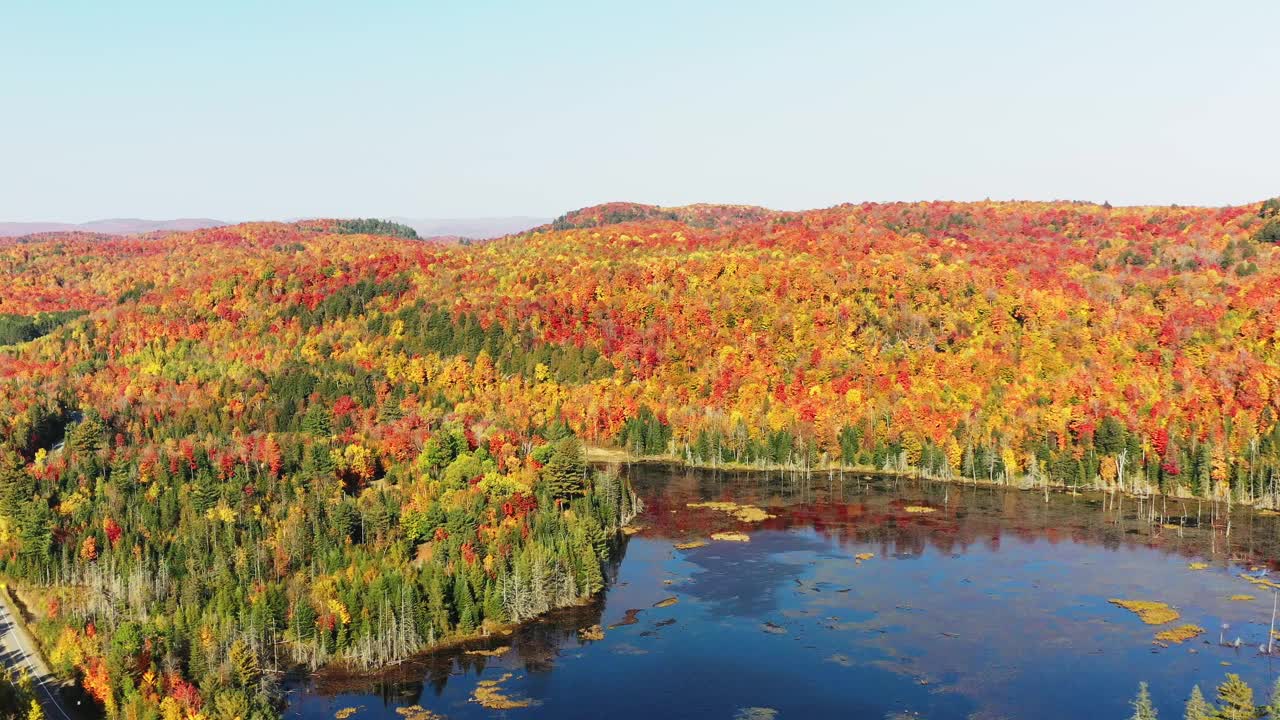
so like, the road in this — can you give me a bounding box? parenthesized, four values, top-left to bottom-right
(0, 587, 77, 720)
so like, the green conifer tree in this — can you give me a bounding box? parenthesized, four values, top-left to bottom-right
(453, 573, 476, 633)
(577, 544, 604, 596)
(1131, 681, 1157, 720)
(1216, 674, 1257, 720)
(543, 436, 586, 499)
(1185, 685, 1214, 720)
(68, 410, 107, 457)
(301, 405, 332, 438)
(228, 639, 260, 689)
(482, 584, 506, 624)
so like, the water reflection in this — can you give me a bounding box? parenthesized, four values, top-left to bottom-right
(286, 464, 1280, 720)
(623, 463, 1280, 571)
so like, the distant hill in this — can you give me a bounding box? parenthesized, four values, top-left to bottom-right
(0, 218, 227, 237)
(0, 216, 546, 241)
(546, 202, 778, 231)
(387, 216, 549, 240)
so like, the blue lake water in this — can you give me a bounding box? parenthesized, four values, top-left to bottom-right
(285, 465, 1280, 719)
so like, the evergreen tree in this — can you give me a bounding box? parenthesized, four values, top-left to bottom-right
(1096, 415, 1126, 456)
(1131, 682, 1157, 720)
(300, 405, 332, 438)
(228, 639, 260, 689)
(17, 501, 53, 567)
(543, 436, 586, 499)
(576, 544, 604, 596)
(1216, 675, 1257, 720)
(1185, 685, 1214, 720)
(482, 584, 505, 624)
(0, 449, 32, 518)
(452, 573, 476, 634)
(68, 410, 106, 457)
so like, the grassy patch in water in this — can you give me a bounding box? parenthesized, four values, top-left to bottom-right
(471, 673, 534, 710)
(1108, 599, 1180, 625)
(855, 552, 874, 562)
(393, 706, 445, 720)
(578, 624, 604, 641)
(653, 597, 678, 608)
(711, 531, 751, 542)
(335, 709, 360, 720)
(1241, 574, 1280, 590)
(1154, 624, 1204, 644)
(1188, 562, 1209, 570)
(1229, 595, 1256, 601)
(687, 501, 775, 522)
(674, 539, 708, 550)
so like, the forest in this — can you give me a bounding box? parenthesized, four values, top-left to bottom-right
(0, 198, 1279, 720)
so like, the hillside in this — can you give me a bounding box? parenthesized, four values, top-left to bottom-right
(0, 199, 1279, 718)
(0, 218, 227, 237)
(546, 201, 778, 231)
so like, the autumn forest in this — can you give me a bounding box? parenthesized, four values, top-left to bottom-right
(2, 198, 1280, 720)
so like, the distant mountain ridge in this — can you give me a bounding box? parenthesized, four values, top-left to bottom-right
(0, 216, 552, 240)
(0, 218, 228, 237)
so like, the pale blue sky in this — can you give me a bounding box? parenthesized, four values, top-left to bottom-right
(2, 0, 1277, 222)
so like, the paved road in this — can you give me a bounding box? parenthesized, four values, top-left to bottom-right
(0, 588, 76, 720)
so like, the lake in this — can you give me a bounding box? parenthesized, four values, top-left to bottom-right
(284, 464, 1280, 719)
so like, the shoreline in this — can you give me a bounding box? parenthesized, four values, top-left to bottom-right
(297, 596, 607, 691)
(585, 445, 1272, 517)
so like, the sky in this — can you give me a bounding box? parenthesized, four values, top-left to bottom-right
(2, 0, 1278, 222)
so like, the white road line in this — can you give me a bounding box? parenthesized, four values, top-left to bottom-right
(0, 601, 74, 720)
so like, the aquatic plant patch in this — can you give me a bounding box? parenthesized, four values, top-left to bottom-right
(1108, 599, 1180, 625)
(471, 673, 534, 710)
(1154, 625, 1204, 644)
(687, 501, 775, 523)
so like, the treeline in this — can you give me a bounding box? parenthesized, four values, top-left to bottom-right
(1127, 674, 1280, 719)
(0, 310, 85, 347)
(631, 410, 1280, 504)
(331, 219, 419, 240)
